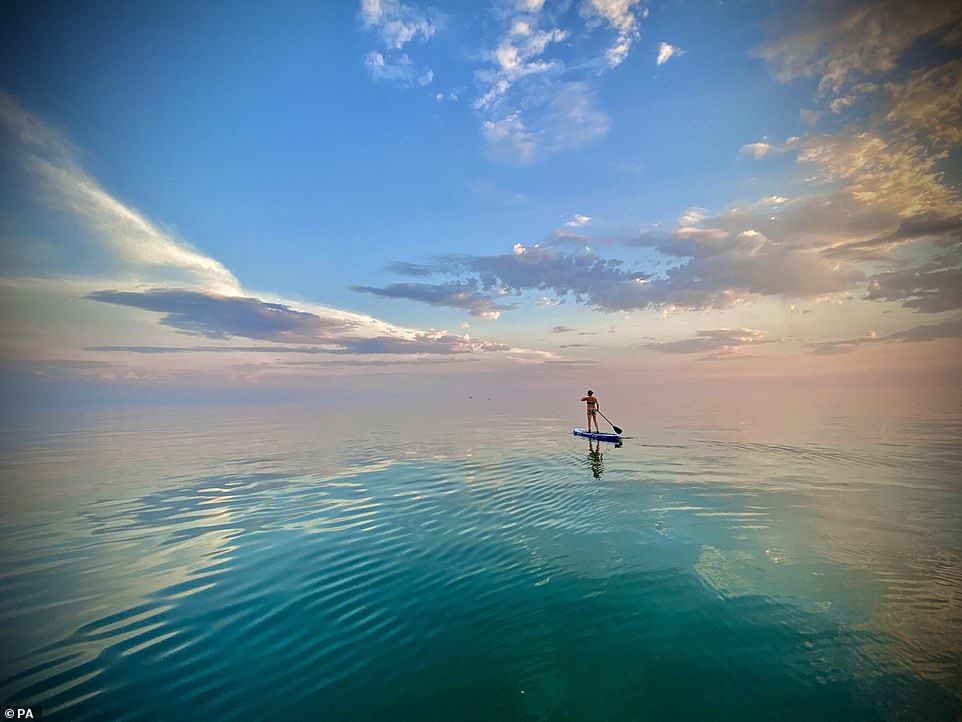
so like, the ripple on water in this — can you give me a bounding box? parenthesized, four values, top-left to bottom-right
(1, 411, 961, 721)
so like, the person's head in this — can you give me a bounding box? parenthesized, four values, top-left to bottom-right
(587, 390, 593, 396)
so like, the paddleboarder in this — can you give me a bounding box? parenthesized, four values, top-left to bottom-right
(581, 390, 601, 434)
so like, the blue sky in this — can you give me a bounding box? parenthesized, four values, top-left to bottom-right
(1, 0, 961, 396)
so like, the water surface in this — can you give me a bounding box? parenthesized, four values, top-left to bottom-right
(1, 394, 960, 720)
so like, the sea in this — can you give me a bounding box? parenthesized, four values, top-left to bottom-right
(1, 387, 960, 721)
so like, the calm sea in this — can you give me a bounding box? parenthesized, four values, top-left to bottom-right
(1, 389, 960, 721)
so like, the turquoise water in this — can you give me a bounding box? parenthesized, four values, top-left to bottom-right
(1, 394, 961, 720)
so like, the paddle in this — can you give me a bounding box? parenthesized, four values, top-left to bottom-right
(597, 410, 623, 435)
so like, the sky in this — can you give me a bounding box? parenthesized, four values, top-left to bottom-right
(1, 0, 961, 404)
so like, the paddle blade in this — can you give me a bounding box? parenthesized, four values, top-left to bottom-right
(612, 425, 623, 434)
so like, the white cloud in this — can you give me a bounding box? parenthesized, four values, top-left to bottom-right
(739, 141, 776, 159)
(359, 0, 437, 50)
(0, 94, 561, 373)
(365, 51, 432, 85)
(482, 113, 539, 163)
(359, 0, 438, 86)
(583, 0, 647, 68)
(656, 41, 684, 66)
(567, 214, 591, 227)
(0, 93, 241, 296)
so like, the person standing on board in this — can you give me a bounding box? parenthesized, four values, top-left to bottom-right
(581, 390, 601, 434)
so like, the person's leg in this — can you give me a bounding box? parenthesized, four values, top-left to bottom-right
(586, 412, 592, 430)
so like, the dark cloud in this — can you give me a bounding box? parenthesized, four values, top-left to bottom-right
(552, 325, 576, 333)
(444, 246, 647, 299)
(87, 289, 352, 342)
(276, 357, 480, 368)
(385, 261, 434, 277)
(864, 265, 962, 312)
(351, 280, 516, 318)
(88, 345, 340, 354)
(86, 289, 520, 356)
(363, 245, 650, 314)
(328, 334, 510, 355)
(646, 329, 778, 355)
(822, 215, 962, 260)
(808, 315, 962, 354)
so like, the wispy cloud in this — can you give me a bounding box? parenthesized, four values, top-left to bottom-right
(864, 264, 962, 313)
(646, 328, 778, 357)
(883, 59, 962, 145)
(356, 1, 649, 163)
(808, 316, 962, 355)
(351, 280, 517, 319)
(365, 51, 434, 86)
(1, 93, 560, 374)
(86, 289, 532, 355)
(655, 41, 684, 66)
(581, 0, 648, 68)
(0, 92, 241, 295)
(755, 0, 961, 98)
(739, 141, 778, 159)
(359, 0, 440, 85)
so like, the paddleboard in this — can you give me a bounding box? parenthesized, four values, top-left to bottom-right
(573, 428, 621, 442)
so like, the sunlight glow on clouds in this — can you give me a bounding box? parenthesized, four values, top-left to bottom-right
(0, 93, 560, 382)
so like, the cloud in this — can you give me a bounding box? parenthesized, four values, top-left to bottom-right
(351, 280, 517, 319)
(739, 141, 777, 159)
(646, 328, 779, 357)
(1, 94, 563, 373)
(469, 0, 650, 163)
(552, 325, 576, 333)
(365, 51, 434, 86)
(87, 289, 354, 342)
(566, 214, 591, 227)
(359, 0, 437, 49)
(85, 289, 538, 356)
(795, 131, 959, 218)
(478, 77, 610, 163)
(883, 59, 962, 145)
(370, 243, 650, 314)
(656, 42, 684, 66)
(582, 0, 648, 67)
(808, 315, 962, 354)
(755, 0, 962, 97)
(359, 0, 439, 85)
(864, 265, 962, 313)
(0, 93, 241, 295)
(822, 215, 962, 260)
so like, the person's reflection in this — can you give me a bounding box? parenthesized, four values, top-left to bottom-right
(587, 438, 605, 479)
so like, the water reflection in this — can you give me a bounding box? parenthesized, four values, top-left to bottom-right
(0, 400, 959, 721)
(583, 437, 621, 478)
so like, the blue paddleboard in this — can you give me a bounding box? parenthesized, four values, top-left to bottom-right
(573, 428, 621, 442)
